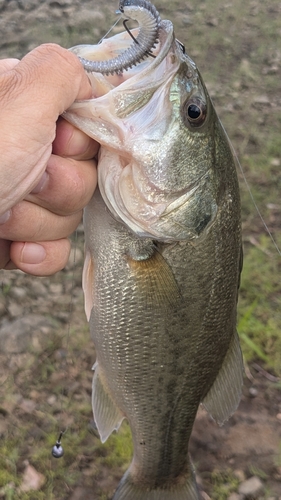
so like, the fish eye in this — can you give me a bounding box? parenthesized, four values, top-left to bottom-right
(182, 98, 207, 128)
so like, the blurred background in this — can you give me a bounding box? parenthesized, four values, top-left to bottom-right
(0, 0, 280, 498)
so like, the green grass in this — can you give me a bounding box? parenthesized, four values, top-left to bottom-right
(96, 423, 133, 470)
(238, 233, 281, 373)
(208, 469, 240, 500)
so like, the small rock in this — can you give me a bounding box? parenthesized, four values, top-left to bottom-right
(238, 476, 264, 498)
(19, 399, 36, 414)
(7, 302, 23, 318)
(55, 312, 70, 322)
(29, 390, 40, 400)
(270, 158, 281, 167)
(69, 487, 90, 500)
(31, 280, 48, 296)
(228, 494, 242, 500)
(181, 14, 193, 25)
(1, 393, 22, 413)
(267, 203, 280, 210)
(253, 95, 271, 105)
(49, 283, 63, 294)
(10, 287, 26, 299)
(206, 16, 218, 26)
(239, 59, 255, 80)
(47, 395, 57, 406)
(249, 387, 258, 398)
(262, 65, 279, 75)
(20, 462, 45, 492)
(234, 469, 246, 482)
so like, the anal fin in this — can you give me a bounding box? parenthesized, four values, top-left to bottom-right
(92, 363, 124, 443)
(202, 331, 244, 425)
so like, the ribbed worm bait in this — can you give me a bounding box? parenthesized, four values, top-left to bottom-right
(79, 0, 161, 75)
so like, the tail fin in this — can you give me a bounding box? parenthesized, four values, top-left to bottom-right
(112, 461, 201, 500)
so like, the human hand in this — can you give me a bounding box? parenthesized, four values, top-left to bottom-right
(0, 45, 98, 275)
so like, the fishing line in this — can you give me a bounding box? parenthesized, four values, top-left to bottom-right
(238, 165, 281, 256)
(50, 229, 78, 457)
(222, 122, 281, 257)
(98, 15, 122, 45)
(50, 13, 140, 456)
(49, 12, 127, 459)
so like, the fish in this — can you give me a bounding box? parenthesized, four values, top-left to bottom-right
(64, 1, 244, 498)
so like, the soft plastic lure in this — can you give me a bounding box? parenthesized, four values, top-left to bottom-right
(79, 0, 161, 75)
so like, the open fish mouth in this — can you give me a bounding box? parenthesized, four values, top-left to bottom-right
(69, 17, 175, 99)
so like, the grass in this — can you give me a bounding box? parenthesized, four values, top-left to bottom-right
(0, 315, 133, 499)
(238, 233, 281, 373)
(208, 469, 240, 500)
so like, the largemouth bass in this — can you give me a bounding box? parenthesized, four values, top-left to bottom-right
(64, 1, 244, 498)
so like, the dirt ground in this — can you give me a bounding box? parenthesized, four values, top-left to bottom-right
(0, 0, 281, 499)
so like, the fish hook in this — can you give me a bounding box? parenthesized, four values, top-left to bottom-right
(79, 0, 161, 75)
(122, 17, 156, 58)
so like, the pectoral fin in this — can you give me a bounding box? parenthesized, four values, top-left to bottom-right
(92, 363, 124, 443)
(127, 250, 180, 309)
(202, 331, 244, 425)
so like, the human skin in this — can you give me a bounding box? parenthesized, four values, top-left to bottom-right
(0, 44, 98, 275)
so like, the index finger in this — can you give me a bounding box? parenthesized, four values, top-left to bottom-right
(0, 44, 92, 120)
